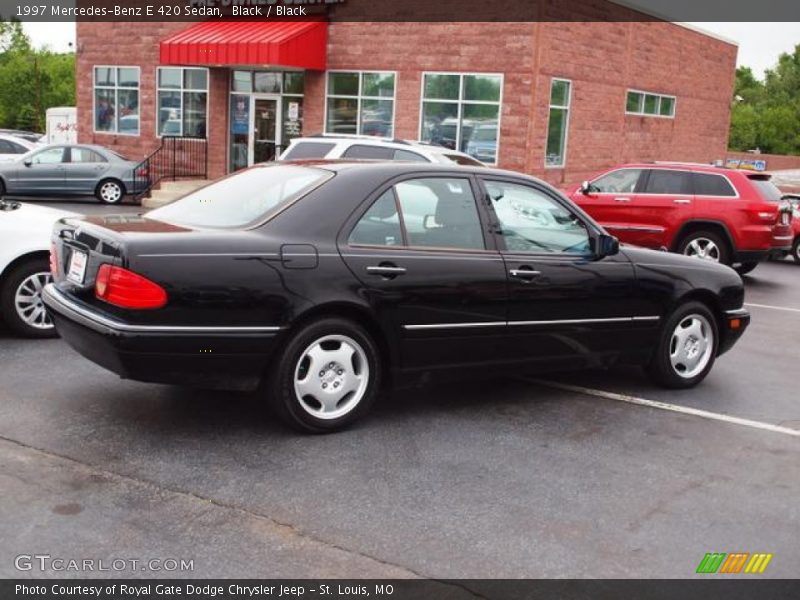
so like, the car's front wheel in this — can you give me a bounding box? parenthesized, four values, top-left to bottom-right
(647, 301, 718, 389)
(267, 318, 381, 433)
(793, 237, 800, 264)
(95, 179, 124, 204)
(0, 258, 57, 338)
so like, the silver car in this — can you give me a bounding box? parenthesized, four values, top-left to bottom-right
(0, 144, 145, 204)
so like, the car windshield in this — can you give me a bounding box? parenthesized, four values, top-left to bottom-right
(147, 165, 331, 229)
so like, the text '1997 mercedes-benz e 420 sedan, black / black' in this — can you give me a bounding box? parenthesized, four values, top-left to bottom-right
(43, 161, 751, 432)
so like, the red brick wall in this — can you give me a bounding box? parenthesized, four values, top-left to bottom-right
(76, 22, 229, 180)
(76, 20, 736, 186)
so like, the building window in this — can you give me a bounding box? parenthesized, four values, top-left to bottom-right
(157, 67, 209, 137)
(420, 72, 502, 165)
(545, 78, 571, 168)
(626, 90, 676, 118)
(326, 71, 396, 137)
(93, 66, 140, 135)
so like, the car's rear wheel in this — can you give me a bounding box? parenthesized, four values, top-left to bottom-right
(0, 178, 5, 196)
(0, 258, 57, 338)
(793, 237, 800, 263)
(647, 301, 718, 389)
(267, 318, 381, 433)
(678, 230, 730, 265)
(734, 261, 758, 276)
(96, 179, 124, 204)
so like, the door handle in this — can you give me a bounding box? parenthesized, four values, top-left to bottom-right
(366, 264, 407, 278)
(674, 198, 692, 204)
(509, 268, 542, 281)
(614, 197, 631, 202)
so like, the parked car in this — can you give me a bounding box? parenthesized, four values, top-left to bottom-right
(566, 163, 793, 275)
(0, 133, 38, 162)
(0, 144, 147, 204)
(43, 161, 749, 432)
(0, 197, 76, 337)
(0, 129, 44, 144)
(464, 121, 499, 163)
(280, 136, 486, 167)
(774, 194, 800, 264)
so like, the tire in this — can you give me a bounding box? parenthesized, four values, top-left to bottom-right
(0, 177, 5, 196)
(793, 237, 800, 264)
(677, 230, 730, 265)
(734, 261, 758, 276)
(647, 301, 718, 389)
(95, 179, 124, 204)
(267, 318, 381, 433)
(0, 258, 57, 338)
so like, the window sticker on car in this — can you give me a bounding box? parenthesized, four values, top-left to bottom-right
(447, 182, 465, 194)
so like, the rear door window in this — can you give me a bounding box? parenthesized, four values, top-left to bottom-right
(282, 142, 336, 160)
(341, 145, 394, 160)
(644, 169, 692, 195)
(691, 173, 736, 197)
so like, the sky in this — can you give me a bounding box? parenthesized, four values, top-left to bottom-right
(20, 21, 800, 80)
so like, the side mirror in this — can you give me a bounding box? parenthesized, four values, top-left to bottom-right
(591, 233, 619, 259)
(580, 180, 591, 195)
(23, 158, 32, 167)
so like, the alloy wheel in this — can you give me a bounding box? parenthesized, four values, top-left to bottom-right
(293, 334, 370, 420)
(14, 272, 53, 330)
(683, 237, 721, 262)
(100, 181, 122, 203)
(669, 313, 714, 379)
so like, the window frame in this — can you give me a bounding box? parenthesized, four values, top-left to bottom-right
(418, 71, 504, 166)
(478, 175, 597, 257)
(625, 89, 677, 119)
(345, 173, 494, 253)
(544, 77, 572, 169)
(324, 70, 398, 138)
(92, 65, 141, 136)
(155, 66, 210, 139)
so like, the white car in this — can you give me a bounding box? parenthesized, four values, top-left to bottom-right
(280, 136, 486, 166)
(0, 133, 37, 162)
(0, 198, 76, 337)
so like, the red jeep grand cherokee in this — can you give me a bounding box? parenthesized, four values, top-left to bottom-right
(567, 163, 793, 275)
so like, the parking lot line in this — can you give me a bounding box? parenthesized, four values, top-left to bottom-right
(745, 302, 800, 314)
(525, 379, 800, 438)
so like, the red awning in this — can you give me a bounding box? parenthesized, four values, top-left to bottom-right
(160, 21, 327, 70)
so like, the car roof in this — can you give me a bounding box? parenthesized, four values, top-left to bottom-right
(617, 162, 761, 176)
(289, 135, 474, 157)
(274, 158, 530, 180)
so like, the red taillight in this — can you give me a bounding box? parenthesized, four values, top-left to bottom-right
(135, 167, 148, 177)
(50, 243, 58, 277)
(95, 264, 167, 310)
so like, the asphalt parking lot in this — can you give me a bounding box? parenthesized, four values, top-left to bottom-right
(1, 198, 798, 579)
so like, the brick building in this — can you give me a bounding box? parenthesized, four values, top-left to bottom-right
(75, 11, 737, 187)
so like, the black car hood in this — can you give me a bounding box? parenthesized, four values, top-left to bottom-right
(620, 245, 741, 280)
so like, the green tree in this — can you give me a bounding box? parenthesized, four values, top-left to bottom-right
(0, 20, 75, 131)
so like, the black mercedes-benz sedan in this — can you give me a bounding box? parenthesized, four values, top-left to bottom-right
(43, 161, 750, 432)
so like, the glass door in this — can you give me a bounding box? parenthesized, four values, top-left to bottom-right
(251, 96, 281, 165)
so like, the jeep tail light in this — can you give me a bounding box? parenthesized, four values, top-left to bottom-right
(95, 264, 167, 309)
(50, 243, 58, 277)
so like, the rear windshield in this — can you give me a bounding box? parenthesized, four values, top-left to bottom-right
(147, 165, 330, 229)
(283, 142, 336, 160)
(749, 177, 783, 202)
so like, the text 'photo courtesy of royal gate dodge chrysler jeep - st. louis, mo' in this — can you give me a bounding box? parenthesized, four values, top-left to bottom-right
(42, 161, 749, 433)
